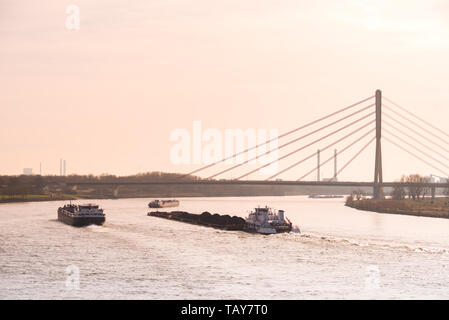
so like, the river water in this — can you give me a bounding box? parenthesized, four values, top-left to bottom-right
(1, 196, 449, 299)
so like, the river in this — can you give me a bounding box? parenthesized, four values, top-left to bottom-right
(1, 196, 449, 299)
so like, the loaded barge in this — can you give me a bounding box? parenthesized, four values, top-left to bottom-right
(148, 206, 299, 235)
(58, 203, 105, 227)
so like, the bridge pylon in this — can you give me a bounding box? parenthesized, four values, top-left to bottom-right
(373, 89, 384, 199)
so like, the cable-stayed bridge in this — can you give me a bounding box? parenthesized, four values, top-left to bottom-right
(67, 90, 449, 199)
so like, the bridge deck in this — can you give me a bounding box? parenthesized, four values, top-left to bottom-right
(64, 180, 449, 188)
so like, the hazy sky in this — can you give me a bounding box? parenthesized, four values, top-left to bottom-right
(1, 0, 449, 181)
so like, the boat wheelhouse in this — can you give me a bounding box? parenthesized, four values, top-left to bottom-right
(245, 206, 294, 234)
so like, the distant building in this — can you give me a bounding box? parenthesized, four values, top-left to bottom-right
(429, 175, 448, 183)
(23, 168, 33, 175)
(60, 159, 67, 176)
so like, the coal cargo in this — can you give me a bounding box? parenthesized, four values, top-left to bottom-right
(148, 211, 247, 231)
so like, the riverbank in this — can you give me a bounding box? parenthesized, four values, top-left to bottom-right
(346, 197, 449, 219)
(0, 194, 113, 204)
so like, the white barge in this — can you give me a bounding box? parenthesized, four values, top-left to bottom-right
(148, 199, 180, 208)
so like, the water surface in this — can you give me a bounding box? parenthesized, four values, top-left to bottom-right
(1, 196, 449, 299)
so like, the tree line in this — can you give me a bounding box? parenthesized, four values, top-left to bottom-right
(0, 172, 202, 198)
(391, 174, 448, 200)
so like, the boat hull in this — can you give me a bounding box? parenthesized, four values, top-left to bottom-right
(245, 224, 292, 234)
(148, 201, 179, 208)
(58, 211, 105, 227)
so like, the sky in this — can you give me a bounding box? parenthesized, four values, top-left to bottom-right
(1, 0, 449, 181)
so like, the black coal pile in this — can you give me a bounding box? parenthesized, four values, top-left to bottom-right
(148, 210, 247, 231)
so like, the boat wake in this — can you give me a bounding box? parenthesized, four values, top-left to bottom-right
(284, 231, 449, 255)
(85, 224, 110, 232)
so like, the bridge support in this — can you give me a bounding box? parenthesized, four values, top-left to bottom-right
(373, 89, 384, 200)
(113, 185, 120, 198)
(431, 186, 436, 202)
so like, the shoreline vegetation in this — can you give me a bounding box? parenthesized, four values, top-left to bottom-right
(0, 194, 119, 203)
(346, 174, 449, 219)
(345, 197, 449, 219)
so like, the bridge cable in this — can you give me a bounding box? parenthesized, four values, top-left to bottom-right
(208, 109, 376, 179)
(334, 137, 376, 178)
(383, 128, 449, 171)
(265, 126, 375, 180)
(237, 114, 376, 180)
(383, 136, 449, 177)
(297, 134, 375, 181)
(383, 103, 449, 147)
(383, 96, 449, 140)
(383, 111, 449, 155)
(236, 118, 375, 180)
(181, 95, 375, 178)
(383, 122, 449, 164)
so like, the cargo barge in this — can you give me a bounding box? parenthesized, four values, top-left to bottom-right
(58, 203, 105, 227)
(148, 206, 299, 235)
(148, 199, 179, 208)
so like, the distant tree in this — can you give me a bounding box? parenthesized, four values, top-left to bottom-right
(33, 175, 45, 194)
(421, 176, 431, 200)
(351, 189, 364, 200)
(391, 184, 406, 200)
(402, 174, 428, 201)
